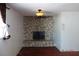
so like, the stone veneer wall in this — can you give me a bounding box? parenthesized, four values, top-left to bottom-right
(23, 16, 54, 47)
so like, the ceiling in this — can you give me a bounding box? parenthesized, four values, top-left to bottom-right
(8, 3, 79, 16)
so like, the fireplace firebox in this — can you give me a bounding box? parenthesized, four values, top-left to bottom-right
(33, 31, 45, 40)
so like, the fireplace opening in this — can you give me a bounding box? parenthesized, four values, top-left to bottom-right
(33, 31, 45, 41)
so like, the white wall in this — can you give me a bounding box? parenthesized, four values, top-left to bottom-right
(0, 6, 24, 56)
(54, 12, 79, 51)
(60, 12, 79, 51)
(53, 12, 79, 51)
(53, 15, 61, 50)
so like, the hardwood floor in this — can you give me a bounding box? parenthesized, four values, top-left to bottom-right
(17, 47, 79, 56)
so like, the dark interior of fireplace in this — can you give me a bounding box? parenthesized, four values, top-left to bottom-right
(33, 31, 45, 41)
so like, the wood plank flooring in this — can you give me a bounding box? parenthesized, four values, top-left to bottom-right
(17, 47, 79, 56)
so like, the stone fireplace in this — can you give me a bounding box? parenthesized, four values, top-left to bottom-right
(23, 16, 54, 47)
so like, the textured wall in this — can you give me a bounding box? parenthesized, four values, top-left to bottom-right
(23, 16, 54, 47)
(0, 5, 24, 56)
(53, 15, 61, 50)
